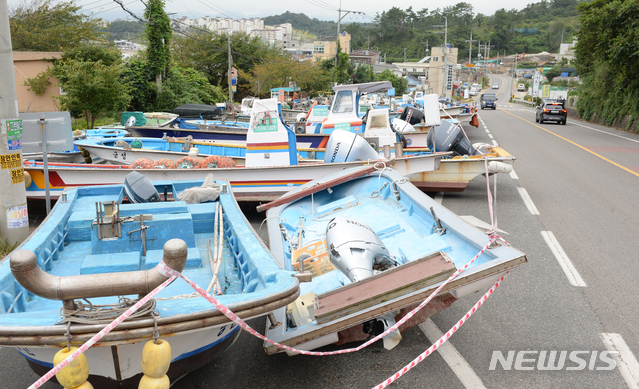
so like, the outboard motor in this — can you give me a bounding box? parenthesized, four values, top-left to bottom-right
(399, 106, 425, 126)
(123, 171, 161, 203)
(324, 130, 379, 163)
(326, 216, 395, 283)
(124, 116, 136, 127)
(427, 120, 479, 156)
(391, 118, 416, 133)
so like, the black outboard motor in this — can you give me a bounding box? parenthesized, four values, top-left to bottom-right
(427, 120, 479, 156)
(123, 171, 161, 203)
(399, 106, 425, 126)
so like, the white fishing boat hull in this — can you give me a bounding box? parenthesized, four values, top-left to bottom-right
(17, 323, 240, 387)
(24, 154, 441, 201)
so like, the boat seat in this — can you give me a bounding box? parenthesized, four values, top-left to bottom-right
(144, 247, 203, 270)
(80, 251, 141, 275)
(186, 203, 218, 234)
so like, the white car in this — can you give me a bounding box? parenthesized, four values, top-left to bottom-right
(492, 83, 499, 89)
(517, 83, 526, 92)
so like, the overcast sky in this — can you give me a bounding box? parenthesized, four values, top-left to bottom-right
(34, 0, 536, 23)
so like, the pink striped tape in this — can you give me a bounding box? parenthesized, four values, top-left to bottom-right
(156, 236, 499, 357)
(373, 272, 508, 389)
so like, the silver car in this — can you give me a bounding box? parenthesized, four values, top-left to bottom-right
(492, 83, 499, 89)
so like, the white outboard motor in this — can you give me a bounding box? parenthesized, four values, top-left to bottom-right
(390, 118, 416, 133)
(324, 130, 379, 163)
(326, 216, 395, 282)
(124, 116, 136, 127)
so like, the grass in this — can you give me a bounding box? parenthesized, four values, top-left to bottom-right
(0, 237, 19, 258)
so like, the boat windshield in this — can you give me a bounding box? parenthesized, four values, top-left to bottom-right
(332, 90, 354, 114)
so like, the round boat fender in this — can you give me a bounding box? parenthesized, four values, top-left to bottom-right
(24, 171, 32, 188)
(295, 123, 306, 134)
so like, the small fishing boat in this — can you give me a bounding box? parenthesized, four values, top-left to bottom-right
(74, 137, 246, 166)
(262, 166, 527, 353)
(24, 98, 444, 200)
(2, 173, 300, 388)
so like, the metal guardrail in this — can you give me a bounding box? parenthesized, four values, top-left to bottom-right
(511, 98, 536, 107)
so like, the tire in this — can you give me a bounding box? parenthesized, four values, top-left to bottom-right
(493, 107, 496, 110)
(539, 117, 544, 124)
(535, 115, 539, 123)
(562, 119, 567, 125)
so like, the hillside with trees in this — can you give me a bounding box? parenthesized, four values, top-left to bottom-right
(267, 1, 583, 62)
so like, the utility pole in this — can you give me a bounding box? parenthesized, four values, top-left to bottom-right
(511, 53, 517, 99)
(420, 40, 429, 58)
(335, 0, 364, 66)
(227, 35, 233, 103)
(464, 32, 476, 65)
(0, 0, 29, 243)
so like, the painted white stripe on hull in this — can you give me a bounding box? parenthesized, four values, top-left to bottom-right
(419, 319, 487, 389)
(600, 333, 639, 389)
(517, 187, 539, 215)
(541, 231, 587, 287)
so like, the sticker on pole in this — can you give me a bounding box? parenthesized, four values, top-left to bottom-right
(7, 203, 28, 229)
(0, 153, 22, 170)
(10, 167, 24, 184)
(5, 119, 23, 150)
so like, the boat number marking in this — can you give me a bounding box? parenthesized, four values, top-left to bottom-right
(217, 326, 226, 337)
(112, 151, 127, 160)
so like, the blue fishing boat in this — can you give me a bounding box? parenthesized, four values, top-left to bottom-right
(1, 173, 300, 388)
(262, 166, 527, 353)
(74, 136, 246, 166)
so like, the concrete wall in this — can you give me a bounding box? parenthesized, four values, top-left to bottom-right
(13, 52, 63, 113)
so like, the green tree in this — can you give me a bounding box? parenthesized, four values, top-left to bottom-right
(352, 64, 376, 84)
(143, 0, 172, 92)
(54, 59, 131, 128)
(241, 53, 329, 97)
(574, 0, 639, 124)
(9, 0, 106, 51)
(377, 69, 407, 94)
(172, 30, 272, 99)
(544, 64, 562, 83)
(156, 67, 226, 111)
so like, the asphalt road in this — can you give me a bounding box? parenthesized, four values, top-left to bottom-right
(2, 78, 638, 388)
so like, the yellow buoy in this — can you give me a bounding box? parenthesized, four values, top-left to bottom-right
(73, 129, 82, 136)
(141, 339, 171, 378)
(53, 347, 89, 389)
(138, 374, 170, 389)
(24, 171, 32, 188)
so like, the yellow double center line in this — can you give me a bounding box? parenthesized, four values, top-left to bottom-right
(502, 110, 639, 179)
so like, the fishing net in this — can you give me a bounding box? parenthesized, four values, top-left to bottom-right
(200, 155, 236, 168)
(130, 158, 154, 169)
(153, 158, 177, 169)
(176, 156, 202, 169)
(130, 138, 143, 149)
(114, 139, 129, 148)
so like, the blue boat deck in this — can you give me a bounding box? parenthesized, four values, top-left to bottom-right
(276, 175, 495, 298)
(0, 179, 295, 328)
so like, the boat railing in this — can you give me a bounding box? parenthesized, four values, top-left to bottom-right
(9, 239, 188, 311)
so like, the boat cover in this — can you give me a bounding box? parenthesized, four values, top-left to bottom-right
(173, 104, 224, 119)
